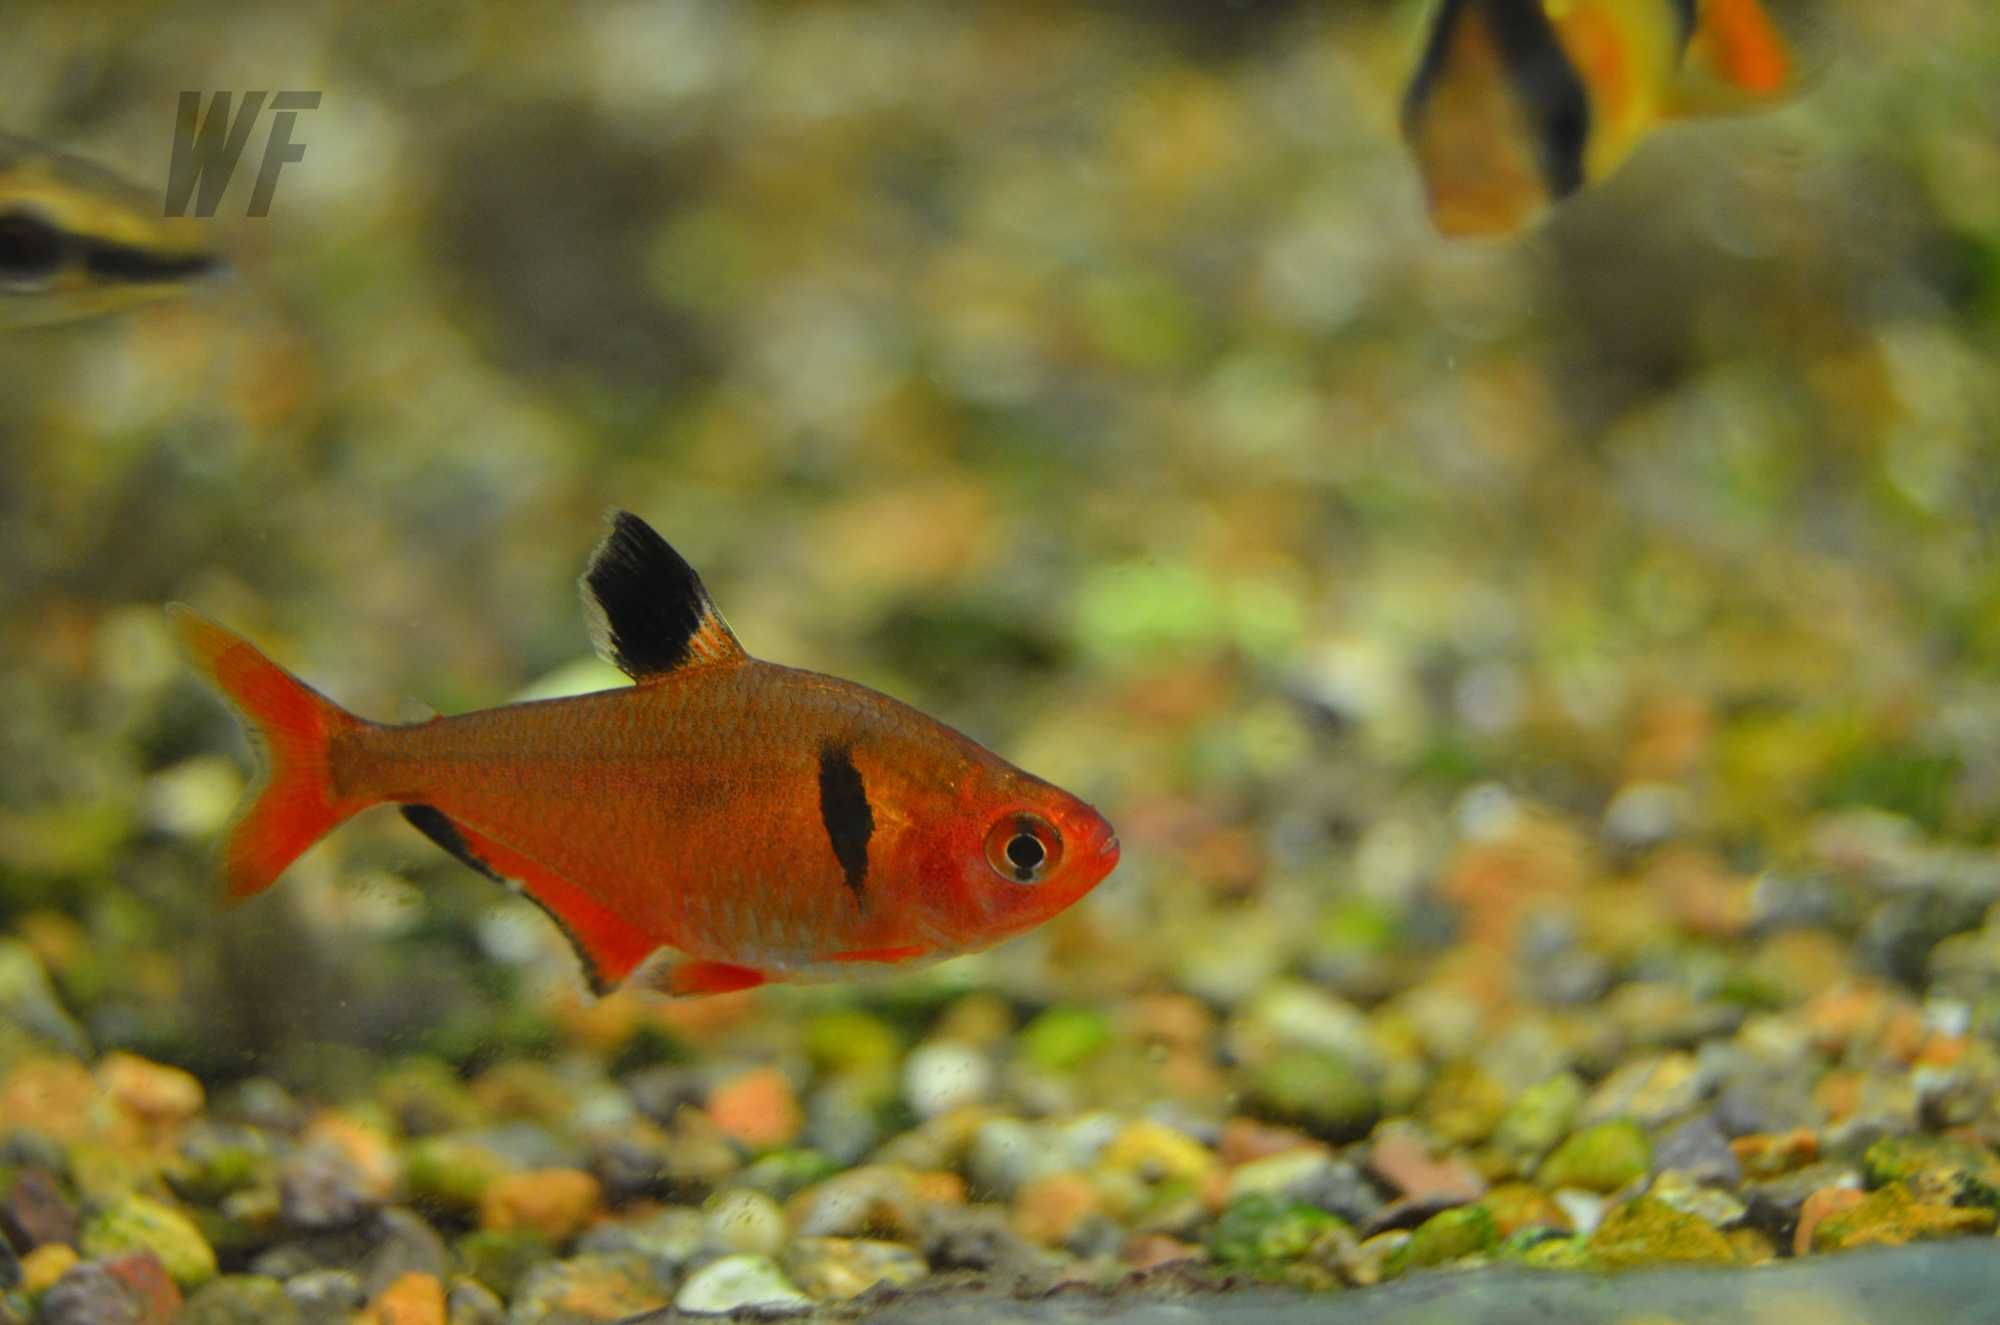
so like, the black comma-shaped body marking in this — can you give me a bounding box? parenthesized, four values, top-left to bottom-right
(817, 742, 874, 908)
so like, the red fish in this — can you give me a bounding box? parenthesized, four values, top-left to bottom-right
(171, 512, 1119, 996)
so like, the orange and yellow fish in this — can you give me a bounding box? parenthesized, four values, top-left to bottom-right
(1402, 0, 1799, 237)
(171, 512, 1120, 997)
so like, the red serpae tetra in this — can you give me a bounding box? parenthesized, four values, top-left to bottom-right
(169, 511, 1120, 997)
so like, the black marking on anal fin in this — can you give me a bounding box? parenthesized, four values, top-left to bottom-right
(401, 804, 500, 882)
(1669, 0, 1699, 49)
(399, 804, 613, 996)
(817, 743, 873, 909)
(1402, 0, 1475, 131)
(580, 510, 746, 681)
(1405, 0, 1591, 204)
(1482, 0, 1592, 201)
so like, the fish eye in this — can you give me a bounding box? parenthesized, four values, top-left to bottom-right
(0, 211, 66, 288)
(985, 814, 1061, 885)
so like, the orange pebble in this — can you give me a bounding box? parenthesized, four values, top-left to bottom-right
(369, 1272, 446, 1325)
(1013, 1172, 1101, 1247)
(708, 1066, 803, 1151)
(1794, 1187, 1864, 1256)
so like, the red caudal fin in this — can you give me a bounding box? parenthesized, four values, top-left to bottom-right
(166, 604, 370, 902)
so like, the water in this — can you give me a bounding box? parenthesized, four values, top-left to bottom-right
(3, 3, 2000, 1321)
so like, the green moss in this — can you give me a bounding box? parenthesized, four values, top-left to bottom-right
(1587, 1197, 1738, 1270)
(1018, 1007, 1112, 1073)
(1210, 1194, 1349, 1271)
(803, 1010, 902, 1076)
(1538, 1120, 1651, 1193)
(1814, 1182, 1999, 1252)
(1862, 1135, 2000, 1209)
(403, 1135, 512, 1213)
(1384, 1204, 1497, 1277)
(1493, 1074, 1584, 1168)
(180, 1275, 301, 1325)
(739, 1149, 842, 1201)
(81, 1193, 218, 1290)
(457, 1228, 555, 1300)
(1247, 1050, 1381, 1142)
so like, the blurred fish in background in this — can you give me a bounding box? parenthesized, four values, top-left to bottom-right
(1401, 0, 1805, 236)
(0, 132, 222, 327)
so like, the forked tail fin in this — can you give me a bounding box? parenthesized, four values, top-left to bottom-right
(166, 604, 371, 901)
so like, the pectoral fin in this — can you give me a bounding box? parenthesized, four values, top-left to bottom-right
(624, 948, 769, 998)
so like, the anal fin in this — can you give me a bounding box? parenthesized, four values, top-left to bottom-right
(400, 804, 654, 996)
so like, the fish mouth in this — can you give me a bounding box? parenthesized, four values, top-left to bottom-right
(1097, 832, 1121, 867)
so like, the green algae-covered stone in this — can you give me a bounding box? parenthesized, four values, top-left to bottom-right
(181, 1274, 300, 1325)
(1496, 1228, 1596, 1270)
(803, 1011, 902, 1076)
(1384, 1203, 1497, 1277)
(1493, 1074, 1584, 1168)
(1538, 1120, 1651, 1193)
(1248, 1050, 1381, 1142)
(456, 1228, 554, 1300)
(1862, 1135, 2000, 1209)
(1813, 1181, 1998, 1252)
(403, 1136, 512, 1213)
(81, 1193, 217, 1290)
(1587, 1196, 1738, 1269)
(738, 1148, 842, 1202)
(1423, 1062, 1510, 1146)
(1018, 1006, 1113, 1073)
(1210, 1194, 1349, 1270)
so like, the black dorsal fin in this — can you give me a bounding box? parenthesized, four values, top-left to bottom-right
(580, 510, 746, 682)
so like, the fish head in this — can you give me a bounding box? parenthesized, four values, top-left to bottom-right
(887, 756, 1120, 955)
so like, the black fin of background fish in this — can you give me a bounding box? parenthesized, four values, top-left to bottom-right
(817, 743, 873, 909)
(581, 510, 747, 681)
(400, 804, 613, 994)
(1405, 0, 1591, 202)
(1669, 0, 1698, 48)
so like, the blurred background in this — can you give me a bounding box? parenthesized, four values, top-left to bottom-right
(2, 0, 2000, 1309)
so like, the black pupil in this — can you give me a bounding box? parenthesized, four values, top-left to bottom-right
(1005, 832, 1045, 876)
(0, 212, 64, 282)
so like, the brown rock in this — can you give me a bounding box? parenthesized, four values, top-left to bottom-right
(100, 1251, 181, 1324)
(1368, 1129, 1486, 1205)
(1730, 1128, 1819, 1179)
(1124, 1233, 1206, 1271)
(2, 1167, 79, 1248)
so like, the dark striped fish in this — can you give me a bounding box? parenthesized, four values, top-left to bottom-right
(1, 134, 222, 328)
(1402, 0, 1797, 237)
